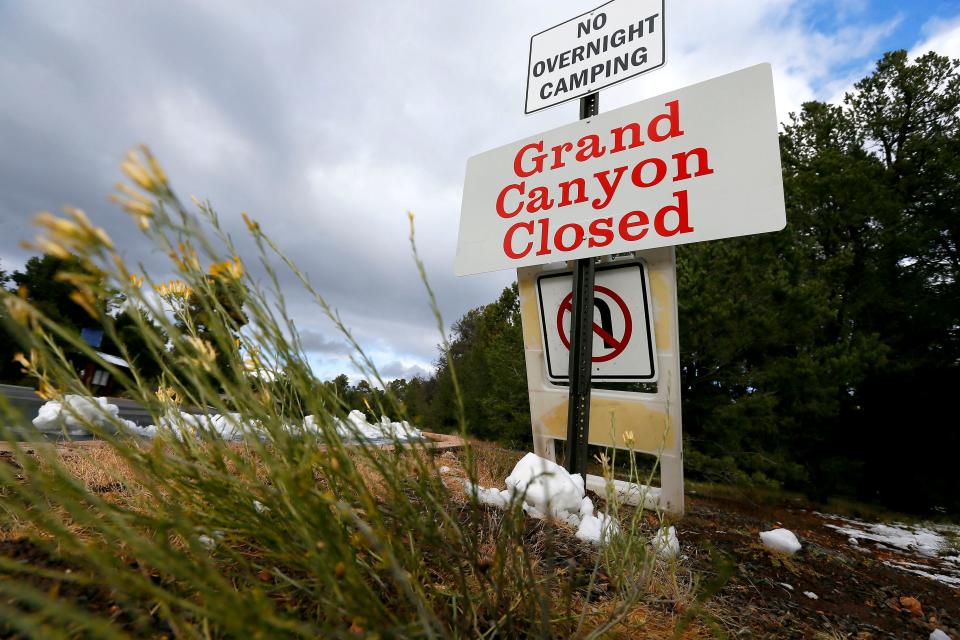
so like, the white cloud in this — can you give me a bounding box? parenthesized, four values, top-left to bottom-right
(912, 16, 960, 60)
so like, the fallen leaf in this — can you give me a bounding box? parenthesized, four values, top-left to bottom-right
(898, 596, 922, 617)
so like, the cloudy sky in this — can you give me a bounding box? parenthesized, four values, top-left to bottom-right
(1, 0, 959, 382)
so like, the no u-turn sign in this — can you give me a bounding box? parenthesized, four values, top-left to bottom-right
(536, 261, 657, 382)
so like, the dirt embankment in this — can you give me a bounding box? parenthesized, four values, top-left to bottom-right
(678, 491, 958, 638)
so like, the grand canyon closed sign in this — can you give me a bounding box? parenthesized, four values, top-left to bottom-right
(455, 63, 786, 276)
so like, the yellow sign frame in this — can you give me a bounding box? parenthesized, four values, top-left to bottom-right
(517, 246, 684, 515)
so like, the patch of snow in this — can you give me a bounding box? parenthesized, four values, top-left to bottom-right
(779, 582, 794, 591)
(197, 535, 216, 550)
(652, 526, 680, 559)
(803, 591, 818, 600)
(820, 513, 960, 588)
(31, 396, 424, 446)
(305, 410, 422, 443)
(461, 453, 624, 545)
(579, 497, 595, 519)
(882, 560, 960, 588)
(505, 453, 584, 520)
(584, 474, 660, 510)
(33, 395, 137, 435)
(848, 537, 859, 545)
(439, 466, 451, 474)
(576, 511, 619, 545)
(462, 480, 510, 509)
(930, 629, 951, 640)
(760, 528, 802, 555)
(253, 500, 268, 514)
(822, 514, 950, 557)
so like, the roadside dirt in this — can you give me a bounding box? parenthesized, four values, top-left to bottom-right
(445, 445, 959, 638)
(2, 443, 956, 638)
(676, 491, 959, 638)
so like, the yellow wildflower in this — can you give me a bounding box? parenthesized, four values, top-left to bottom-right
(31, 237, 71, 260)
(141, 144, 168, 186)
(182, 336, 217, 372)
(4, 288, 34, 324)
(110, 182, 155, 230)
(29, 207, 113, 259)
(155, 279, 193, 300)
(37, 381, 59, 401)
(69, 290, 99, 319)
(241, 211, 260, 233)
(170, 243, 201, 273)
(12, 350, 38, 374)
(120, 145, 168, 194)
(156, 386, 182, 405)
(209, 256, 244, 281)
(55, 269, 103, 319)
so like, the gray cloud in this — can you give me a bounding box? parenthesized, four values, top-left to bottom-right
(297, 330, 351, 356)
(0, 0, 929, 377)
(378, 361, 434, 381)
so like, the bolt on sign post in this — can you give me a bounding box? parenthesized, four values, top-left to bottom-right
(455, 1, 786, 516)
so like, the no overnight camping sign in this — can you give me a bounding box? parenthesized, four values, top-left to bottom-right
(455, 64, 786, 276)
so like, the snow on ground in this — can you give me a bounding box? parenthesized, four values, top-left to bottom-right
(33, 395, 138, 435)
(462, 452, 683, 549)
(31, 397, 422, 444)
(576, 511, 619, 545)
(305, 410, 422, 443)
(820, 513, 960, 588)
(760, 528, 802, 555)
(652, 525, 680, 559)
(506, 453, 585, 523)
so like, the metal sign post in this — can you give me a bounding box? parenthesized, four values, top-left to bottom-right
(564, 93, 599, 479)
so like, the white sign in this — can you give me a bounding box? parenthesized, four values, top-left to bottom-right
(537, 261, 656, 382)
(526, 0, 665, 114)
(455, 64, 786, 276)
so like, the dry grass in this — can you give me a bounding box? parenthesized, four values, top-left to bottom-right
(0, 438, 722, 639)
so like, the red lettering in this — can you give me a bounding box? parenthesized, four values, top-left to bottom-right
(558, 178, 588, 207)
(496, 182, 525, 218)
(575, 134, 606, 162)
(673, 147, 714, 181)
(619, 210, 649, 241)
(555, 223, 584, 252)
(610, 122, 644, 153)
(630, 157, 668, 188)
(588, 217, 614, 248)
(550, 141, 574, 170)
(526, 186, 554, 213)
(514, 141, 546, 178)
(654, 191, 694, 236)
(503, 221, 534, 258)
(592, 165, 628, 210)
(648, 100, 684, 142)
(535, 218, 551, 256)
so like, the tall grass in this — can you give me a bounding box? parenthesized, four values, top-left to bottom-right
(0, 147, 692, 638)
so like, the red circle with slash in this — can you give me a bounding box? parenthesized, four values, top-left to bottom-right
(557, 285, 632, 362)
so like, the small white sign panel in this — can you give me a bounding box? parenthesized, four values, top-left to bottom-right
(456, 64, 786, 276)
(537, 261, 656, 382)
(526, 0, 665, 114)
